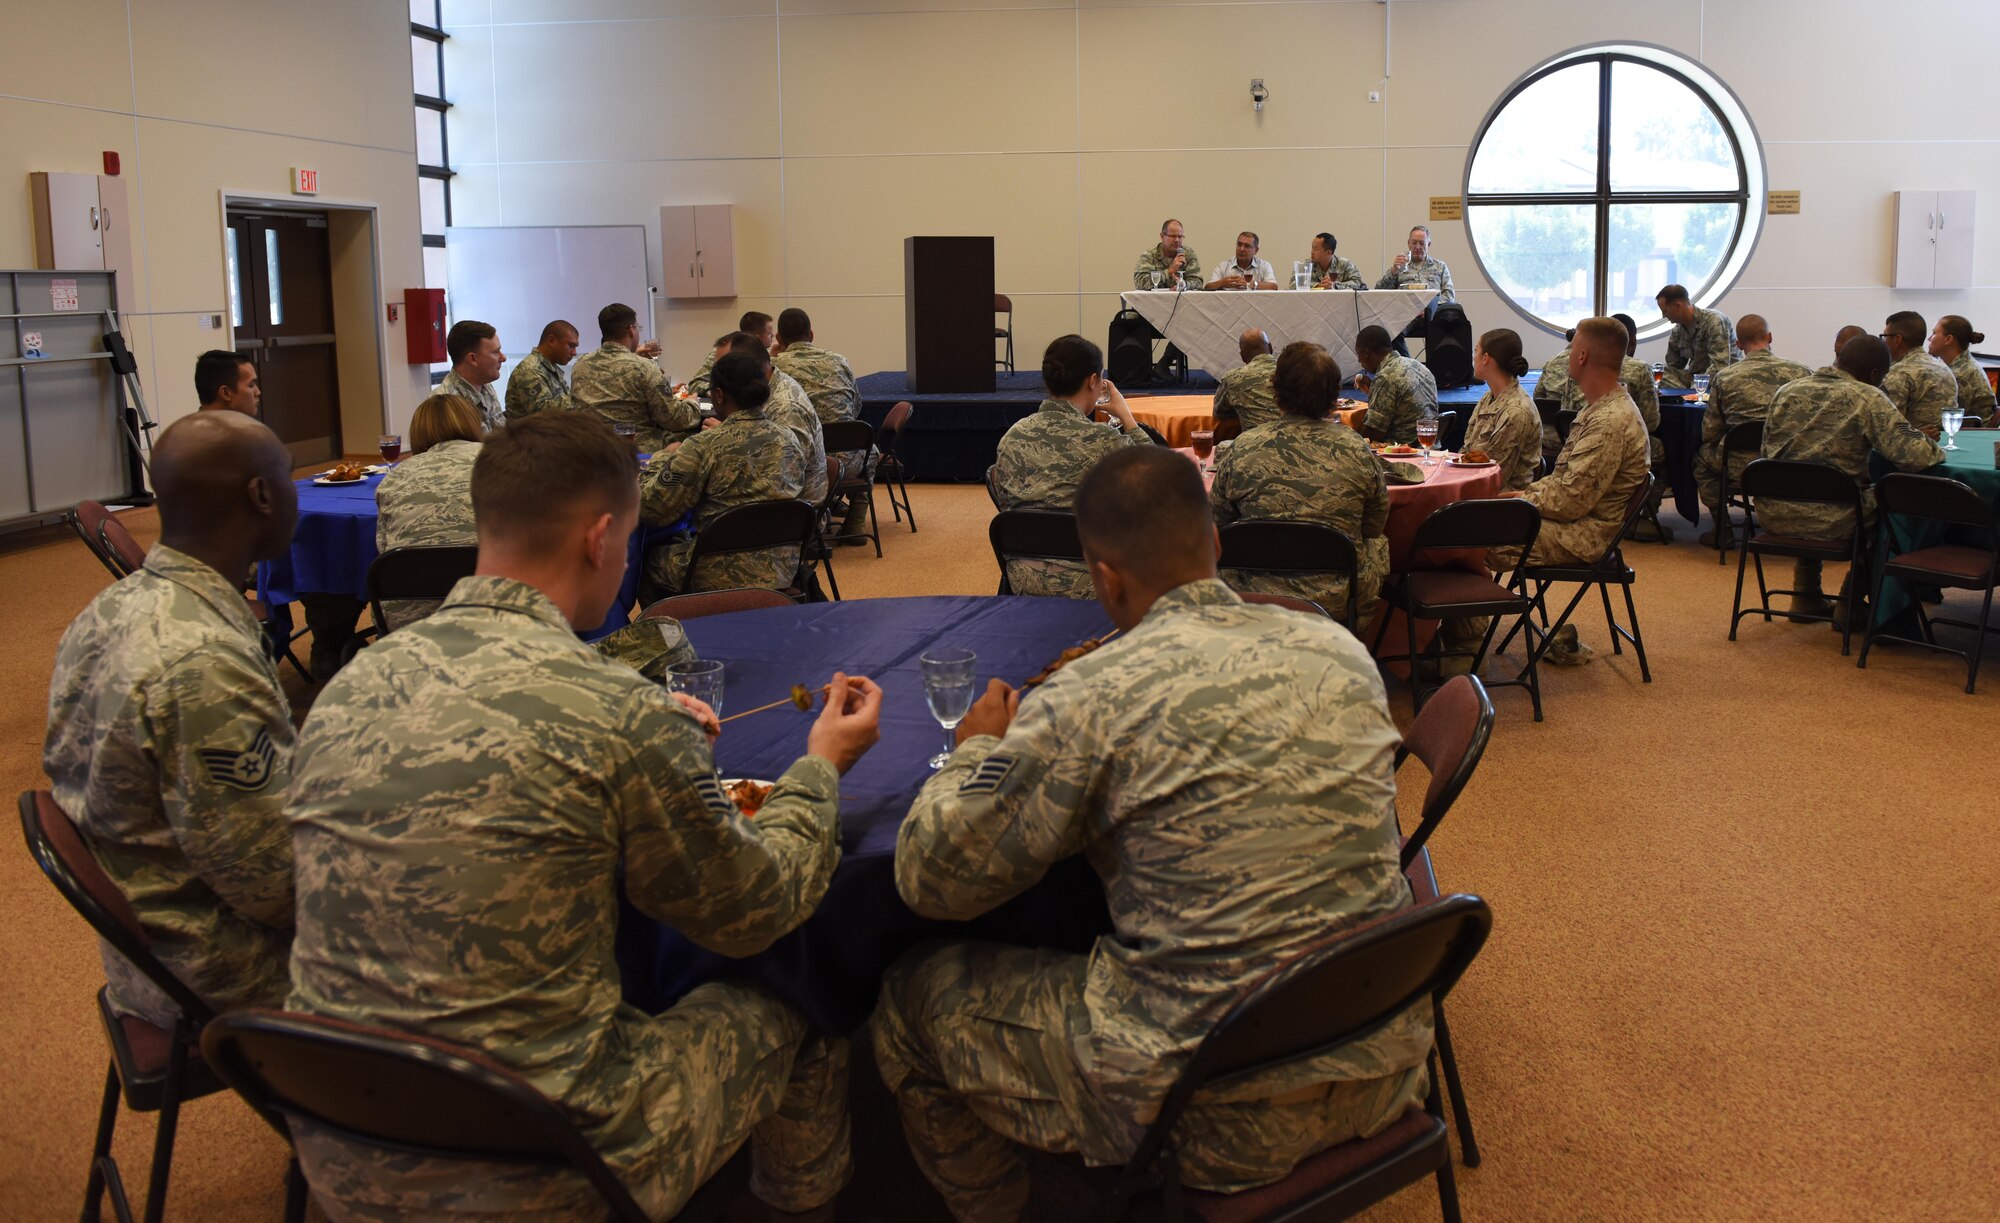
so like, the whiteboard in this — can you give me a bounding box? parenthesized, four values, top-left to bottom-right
(442, 225, 652, 381)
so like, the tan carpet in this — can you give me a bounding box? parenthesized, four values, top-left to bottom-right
(2, 480, 1996, 1221)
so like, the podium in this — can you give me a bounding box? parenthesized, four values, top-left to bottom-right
(904, 236, 995, 393)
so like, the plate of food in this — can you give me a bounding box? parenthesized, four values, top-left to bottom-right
(1382, 445, 1420, 457)
(1449, 450, 1497, 468)
(721, 778, 774, 818)
(313, 461, 371, 485)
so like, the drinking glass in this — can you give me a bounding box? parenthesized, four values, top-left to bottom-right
(611, 421, 640, 455)
(377, 434, 402, 464)
(1692, 374, 1711, 399)
(919, 648, 977, 769)
(1190, 429, 1216, 470)
(1149, 271, 1164, 290)
(1942, 408, 1964, 451)
(666, 659, 725, 718)
(1650, 362, 1666, 386)
(1415, 415, 1440, 459)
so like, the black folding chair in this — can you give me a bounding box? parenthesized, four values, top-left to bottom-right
(876, 400, 917, 531)
(1713, 419, 1765, 564)
(1086, 895, 1494, 1223)
(1217, 520, 1361, 630)
(19, 791, 305, 1223)
(686, 499, 824, 603)
(1373, 498, 1544, 719)
(365, 544, 481, 635)
(988, 510, 1085, 596)
(1497, 474, 1655, 685)
(1134, 421, 1169, 447)
(1728, 459, 1867, 655)
(821, 419, 881, 557)
(1858, 472, 2000, 693)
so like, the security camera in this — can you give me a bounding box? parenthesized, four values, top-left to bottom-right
(1251, 79, 1269, 111)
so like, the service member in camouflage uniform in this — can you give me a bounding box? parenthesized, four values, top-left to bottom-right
(573, 302, 700, 453)
(1655, 284, 1738, 390)
(989, 335, 1150, 599)
(1463, 328, 1541, 492)
(1375, 224, 1456, 302)
(374, 393, 484, 631)
(1930, 314, 1996, 422)
(1760, 334, 1944, 619)
(1879, 310, 1958, 438)
(1352, 324, 1437, 445)
(503, 320, 578, 424)
(288, 413, 884, 1222)
(875, 447, 1430, 1223)
(720, 330, 828, 506)
(1210, 342, 1389, 624)
(1132, 218, 1202, 291)
(439, 319, 506, 432)
(772, 309, 870, 524)
(1308, 232, 1366, 290)
(1605, 313, 1673, 540)
(1693, 315, 1810, 546)
(1537, 334, 1660, 469)
(44, 411, 299, 1026)
(638, 350, 812, 603)
(688, 311, 776, 400)
(1210, 329, 1279, 437)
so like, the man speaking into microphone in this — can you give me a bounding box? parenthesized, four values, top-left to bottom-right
(1132, 218, 1204, 291)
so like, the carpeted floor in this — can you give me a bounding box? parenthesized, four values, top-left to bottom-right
(2, 477, 1995, 1221)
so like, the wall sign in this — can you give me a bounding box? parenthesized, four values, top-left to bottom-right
(1767, 190, 1800, 215)
(50, 279, 79, 311)
(292, 166, 319, 195)
(1429, 196, 1464, 222)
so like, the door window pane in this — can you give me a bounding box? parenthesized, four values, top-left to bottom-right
(1467, 204, 1598, 330)
(420, 176, 448, 236)
(264, 228, 284, 326)
(227, 226, 245, 329)
(409, 0, 438, 27)
(412, 35, 441, 98)
(423, 245, 447, 291)
(1466, 62, 1599, 195)
(415, 106, 445, 166)
(1605, 202, 1740, 317)
(1607, 62, 1737, 193)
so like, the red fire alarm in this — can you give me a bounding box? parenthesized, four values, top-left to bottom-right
(406, 288, 446, 364)
(103, 151, 121, 175)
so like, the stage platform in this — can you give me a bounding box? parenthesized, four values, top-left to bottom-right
(857, 369, 1486, 482)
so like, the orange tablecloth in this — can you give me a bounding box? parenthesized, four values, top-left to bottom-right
(1130, 396, 1365, 446)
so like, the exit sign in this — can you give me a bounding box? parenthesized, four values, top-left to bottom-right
(291, 166, 319, 195)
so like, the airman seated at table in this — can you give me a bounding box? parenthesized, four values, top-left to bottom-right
(45, 410, 299, 1027)
(1210, 327, 1278, 439)
(504, 319, 578, 424)
(875, 445, 1431, 1223)
(1210, 341, 1390, 624)
(573, 302, 699, 453)
(1462, 327, 1541, 492)
(439, 319, 506, 433)
(373, 392, 483, 631)
(287, 411, 883, 1222)
(1132, 218, 1201, 291)
(1693, 313, 1810, 548)
(1879, 310, 1957, 439)
(1352, 324, 1437, 446)
(722, 330, 829, 508)
(195, 348, 261, 418)
(1610, 311, 1671, 542)
(690, 310, 776, 399)
(1205, 231, 1277, 291)
(1655, 284, 1738, 390)
(772, 307, 872, 542)
(1930, 314, 1996, 421)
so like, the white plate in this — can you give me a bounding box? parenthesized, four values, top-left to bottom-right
(1447, 458, 1497, 468)
(312, 475, 368, 485)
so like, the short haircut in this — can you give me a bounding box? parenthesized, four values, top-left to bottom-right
(1040, 334, 1103, 398)
(1884, 311, 1926, 348)
(1735, 314, 1770, 346)
(1564, 327, 1577, 342)
(1834, 324, 1869, 351)
(1655, 284, 1690, 306)
(1611, 312, 1639, 355)
(1478, 328, 1529, 379)
(1273, 341, 1340, 420)
(1574, 317, 1629, 366)
(708, 350, 771, 411)
(538, 319, 578, 344)
(1938, 314, 1986, 349)
(1238, 230, 1259, 248)
(409, 394, 484, 454)
(1160, 218, 1182, 234)
(713, 331, 744, 350)
(1315, 232, 1337, 253)
(725, 332, 771, 364)
(194, 349, 252, 403)
(1837, 334, 1893, 386)
(1075, 447, 1212, 579)
(776, 307, 812, 343)
(598, 302, 638, 341)
(1409, 225, 1431, 239)
(446, 319, 496, 366)
(738, 310, 773, 334)
(1355, 324, 1394, 356)
(472, 412, 636, 547)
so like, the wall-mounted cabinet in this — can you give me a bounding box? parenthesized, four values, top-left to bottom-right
(30, 172, 135, 316)
(660, 204, 735, 299)
(1892, 190, 1976, 289)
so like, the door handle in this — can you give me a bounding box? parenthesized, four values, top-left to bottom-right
(91, 206, 100, 230)
(688, 261, 695, 278)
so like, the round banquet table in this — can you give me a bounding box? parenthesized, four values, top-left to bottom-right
(614, 596, 1118, 1033)
(1128, 395, 1364, 447)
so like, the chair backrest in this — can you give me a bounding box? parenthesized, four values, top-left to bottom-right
(18, 790, 217, 1027)
(1534, 397, 1575, 443)
(1239, 592, 1333, 619)
(880, 401, 914, 452)
(1738, 458, 1860, 508)
(1873, 472, 1994, 532)
(1408, 497, 1541, 560)
(1721, 419, 1764, 455)
(1392, 675, 1494, 868)
(200, 1009, 651, 1222)
(687, 499, 819, 565)
(994, 294, 1012, 314)
(98, 511, 149, 576)
(639, 587, 792, 621)
(71, 501, 131, 578)
(367, 545, 480, 630)
(822, 418, 874, 459)
(823, 456, 842, 509)
(989, 510, 1084, 594)
(1119, 895, 1493, 1190)
(1134, 421, 1169, 447)
(1219, 520, 1360, 622)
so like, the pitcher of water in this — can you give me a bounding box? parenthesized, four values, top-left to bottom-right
(1293, 261, 1311, 290)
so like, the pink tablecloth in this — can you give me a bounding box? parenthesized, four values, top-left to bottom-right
(1130, 396, 1366, 446)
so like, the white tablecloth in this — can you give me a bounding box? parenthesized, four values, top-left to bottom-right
(1119, 288, 1436, 379)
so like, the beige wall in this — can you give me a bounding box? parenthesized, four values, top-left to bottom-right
(0, 0, 431, 443)
(443, 0, 2000, 381)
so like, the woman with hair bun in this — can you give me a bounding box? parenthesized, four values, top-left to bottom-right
(1462, 328, 1542, 490)
(1928, 314, 1996, 420)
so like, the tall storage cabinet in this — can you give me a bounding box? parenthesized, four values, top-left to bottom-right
(660, 205, 736, 299)
(30, 172, 136, 316)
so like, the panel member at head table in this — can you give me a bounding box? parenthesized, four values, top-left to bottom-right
(875, 444, 1431, 1223)
(1375, 224, 1455, 302)
(195, 348, 262, 418)
(438, 319, 506, 432)
(1308, 232, 1366, 290)
(1205, 231, 1276, 291)
(1132, 218, 1201, 291)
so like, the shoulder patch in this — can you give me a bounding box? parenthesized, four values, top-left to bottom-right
(197, 727, 278, 792)
(958, 754, 1018, 797)
(693, 774, 737, 820)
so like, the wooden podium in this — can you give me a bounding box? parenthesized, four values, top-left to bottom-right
(904, 236, 995, 393)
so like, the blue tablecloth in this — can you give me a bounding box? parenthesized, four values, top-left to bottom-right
(613, 595, 1118, 1032)
(256, 469, 661, 641)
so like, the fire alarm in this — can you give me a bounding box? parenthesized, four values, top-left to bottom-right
(103, 151, 121, 175)
(387, 302, 401, 323)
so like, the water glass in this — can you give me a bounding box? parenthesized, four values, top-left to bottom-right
(919, 648, 978, 769)
(1691, 374, 1711, 399)
(666, 659, 725, 718)
(1942, 408, 1964, 451)
(1149, 271, 1165, 290)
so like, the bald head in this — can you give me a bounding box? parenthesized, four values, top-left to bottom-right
(1735, 314, 1770, 350)
(1238, 328, 1272, 363)
(151, 410, 298, 563)
(1834, 325, 1868, 363)
(1836, 335, 1892, 387)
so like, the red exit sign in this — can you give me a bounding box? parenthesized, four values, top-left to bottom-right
(291, 166, 319, 195)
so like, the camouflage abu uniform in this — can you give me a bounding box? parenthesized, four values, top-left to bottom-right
(1759, 366, 1944, 541)
(374, 437, 480, 631)
(687, 349, 716, 399)
(287, 576, 850, 1221)
(990, 400, 1148, 598)
(1948, 352, 1996, 421)
(1211, 352, 1280, 433)
(1374, 256, 1455, 302)
(1490, 385, 1649, 571)
(439, 369, 504, 433)
(638, 406, 810, 602)
(769, 367, 830, 506)
(1358, 352, 1437, 446)
(1209, 415, 1390, 624)
(1879, 349, 1959, 436)
(874, 580, 1431, 1222)
(44, 544, 294, 1026)
(1695, 349, 1810, 517)
(1536, 347, 1576, 453)
(772, 341, 868, 482)
(1462, 381, 1541, 492)
(1661, 307, 1739, 389)
(504, 351, 571, 424)
(1133, 243, 1203, 291)
(1312, 255, 1367, 290)
(572, 342, 700, 453)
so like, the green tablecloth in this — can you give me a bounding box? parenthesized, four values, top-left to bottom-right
(1872, 429, 2000, 627)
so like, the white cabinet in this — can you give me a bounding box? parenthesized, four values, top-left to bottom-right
(30, 172, 136, 316)
(1893, 190, 1976, 289)
(660, 204, 736, 299)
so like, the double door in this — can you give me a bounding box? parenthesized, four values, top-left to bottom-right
(227, 210, 340, 464)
